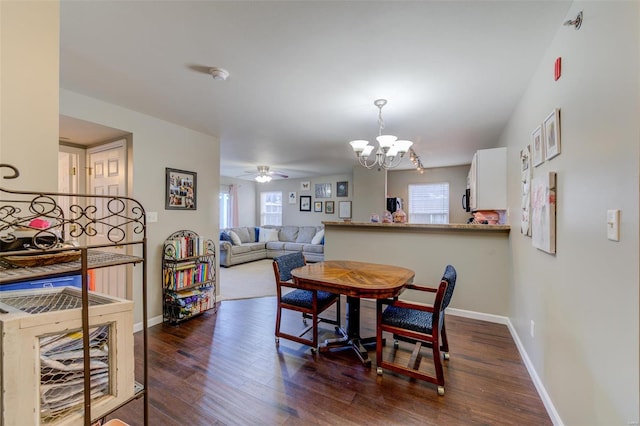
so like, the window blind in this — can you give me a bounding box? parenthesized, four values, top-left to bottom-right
(408, 183, 449, 224)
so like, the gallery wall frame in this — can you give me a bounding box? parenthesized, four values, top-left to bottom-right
(532, 125, 544, 167)
(300, 195, 311, 211)
(301, 181, 310, 191)
(336, 181, 348, 197)
(325, 201, 335, 214)
(338, 201, 352, 219)
(520, 145, 532, 236)
(544, 108, 561, 160)
(166, 167, 197, 210)
(315, 183, 331, 198)
(288, 191, 297, 204)
(314, 201, 322, 212)
(531, 171, 557, 254)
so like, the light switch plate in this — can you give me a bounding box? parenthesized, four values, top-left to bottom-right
(607, 209, 620, 241)
(146, 212, 158, 223)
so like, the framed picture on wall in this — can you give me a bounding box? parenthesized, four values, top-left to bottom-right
(325, 201, 335, 214)
(288, 192, 297, 204)
(315, 183, 331, 198)
(300, 195, 311, 211)
(532, 125, 544, 167)
(338, 201, 352, 219)
(544, 108, 561, 160)
(314, 201, 322, 212)
(165, 167, 197, 210)
(336, 181, 348, 197)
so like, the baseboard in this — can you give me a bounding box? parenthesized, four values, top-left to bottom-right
(447, 308, 563, 426)
(134, 314, 163, 333)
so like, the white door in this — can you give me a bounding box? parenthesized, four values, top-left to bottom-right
(87, 140, 129, 299)
(58, 145, 85, 230)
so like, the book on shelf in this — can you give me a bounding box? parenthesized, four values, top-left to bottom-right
(166, 236, 209, 259)
(163, 262, 210, 290)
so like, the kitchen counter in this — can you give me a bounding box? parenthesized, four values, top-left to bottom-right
(322, 220, 511, 317)
(322, 221, 510, 232)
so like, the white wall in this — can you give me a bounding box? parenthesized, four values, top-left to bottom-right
(502, 2, 639, 424)
(220, 176, 256, 227)
(0, 1, 59, 191)
(60, 90, 220, 324)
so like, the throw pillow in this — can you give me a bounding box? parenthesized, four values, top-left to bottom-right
(258, 227, 279, 242)
(296, 226, 317, 243)
(228, 230, 242, 245)
(220, 232, 232, 243)
(311, 229, 324, 245)
(234, 227, 252, 243)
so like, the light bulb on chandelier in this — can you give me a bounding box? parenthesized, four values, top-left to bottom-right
(349, 99, 413, 170)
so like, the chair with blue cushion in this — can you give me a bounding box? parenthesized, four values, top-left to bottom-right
(375, 264, 457, 396)
(273, 252, 341, 352)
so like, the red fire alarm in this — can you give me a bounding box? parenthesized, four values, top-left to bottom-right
(554, 57, 562, 81)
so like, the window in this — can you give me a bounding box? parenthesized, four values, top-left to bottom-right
(408, 183, 449, 224)
(260, 191, 282, 226)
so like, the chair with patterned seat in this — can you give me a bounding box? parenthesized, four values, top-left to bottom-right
(273, 252, 341, 352)
(375, 264, 457, 396)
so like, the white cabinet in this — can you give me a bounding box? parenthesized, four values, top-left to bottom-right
(468, 147, 507, 211)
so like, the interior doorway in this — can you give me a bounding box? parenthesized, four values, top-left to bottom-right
(58, 116, 133, 299)
(86, 140, 129, 299)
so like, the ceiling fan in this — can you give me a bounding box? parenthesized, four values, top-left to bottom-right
(240, 165, 289, 183)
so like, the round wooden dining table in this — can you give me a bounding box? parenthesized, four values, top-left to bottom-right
(291, 260, 415, 366)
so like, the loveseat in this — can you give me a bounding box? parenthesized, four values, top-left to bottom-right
(219, 225, 324, 267)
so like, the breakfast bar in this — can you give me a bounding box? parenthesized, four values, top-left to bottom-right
(322, 221, 511, 317)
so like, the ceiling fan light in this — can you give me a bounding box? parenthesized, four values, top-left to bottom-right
(255, 175, 272, 183)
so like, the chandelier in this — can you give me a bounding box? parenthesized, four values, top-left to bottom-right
(349, 99, 413, 169)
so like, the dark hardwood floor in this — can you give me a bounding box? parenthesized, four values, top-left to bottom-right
(108, 297, 551, 425)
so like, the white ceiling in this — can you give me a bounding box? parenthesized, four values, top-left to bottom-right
(59, 1, 572, 180)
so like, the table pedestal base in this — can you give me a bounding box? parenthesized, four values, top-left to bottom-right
(318, 296, 375, 366)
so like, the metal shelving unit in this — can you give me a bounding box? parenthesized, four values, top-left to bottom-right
(162, 230, 216, 325)
(0, 164, 148, 426)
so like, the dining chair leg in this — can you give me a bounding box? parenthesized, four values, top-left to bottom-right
(275, 306, 282, 344)
(432, 340, 445, 394)
(441, 320, 450, 359)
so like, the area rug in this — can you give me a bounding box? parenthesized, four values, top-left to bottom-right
(219, 259, 276, 300)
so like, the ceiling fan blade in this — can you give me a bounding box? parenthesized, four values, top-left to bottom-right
(271, 172, 288, 178)
(187, 64, 214, 74)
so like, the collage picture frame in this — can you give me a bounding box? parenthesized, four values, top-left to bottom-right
(165, 167, 197, 210)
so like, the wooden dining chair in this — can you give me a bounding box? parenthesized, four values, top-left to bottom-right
(376, 264, 457, 396)
(272, 252, 341, 352)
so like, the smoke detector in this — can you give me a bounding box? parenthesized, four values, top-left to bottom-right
(209, 67, 230, 81)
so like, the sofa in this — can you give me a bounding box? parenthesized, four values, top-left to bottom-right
(219, 225, 324, 267)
